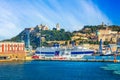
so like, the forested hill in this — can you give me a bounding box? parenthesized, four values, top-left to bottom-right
(74, 25, 120, 33)
(3, 26, 72, 48)
(3, 24, 120, 48)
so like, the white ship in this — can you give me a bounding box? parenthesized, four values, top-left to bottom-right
(32, 46, 94, 60)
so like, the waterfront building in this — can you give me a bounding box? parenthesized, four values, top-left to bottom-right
(0, 42, 26, 60)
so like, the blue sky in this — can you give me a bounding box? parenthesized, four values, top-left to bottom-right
(0, 0, 119, 40)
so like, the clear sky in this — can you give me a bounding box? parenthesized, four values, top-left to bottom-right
(0, 0, 119, 40)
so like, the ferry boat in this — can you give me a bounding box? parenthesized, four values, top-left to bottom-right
(66, 46, 94, 59)
(32, 46, 94, 60)
(32, 47, 60, 59)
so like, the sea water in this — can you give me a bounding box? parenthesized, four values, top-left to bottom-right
(0, 61, 120, 80)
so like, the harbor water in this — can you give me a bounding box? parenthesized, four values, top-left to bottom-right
(0, 60, 120, 80)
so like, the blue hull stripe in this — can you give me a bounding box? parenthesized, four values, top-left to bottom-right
(71, 51, 94, 54)
(35, 52, 55, 54)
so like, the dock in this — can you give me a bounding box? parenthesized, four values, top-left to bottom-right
(32, 58, 120, 62)
(0, 55, 120, 63)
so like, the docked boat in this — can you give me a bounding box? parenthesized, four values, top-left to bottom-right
(32, 47, 61, 59)
(32, 46, 94, 60)
(68, 46, 94, 59)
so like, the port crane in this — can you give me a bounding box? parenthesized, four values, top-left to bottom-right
(97, 28, 120, 55)
(22, 29, 32, 55)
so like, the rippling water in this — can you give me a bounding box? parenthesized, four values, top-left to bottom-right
(101, 63, 120, 75)
(0, 61, 120, 80)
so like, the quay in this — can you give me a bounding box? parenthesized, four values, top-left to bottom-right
(0, 59, 119, 62)
(0, 55, 120, 63)
(31, 55, 120, 62)
(31, 58, 120, 62)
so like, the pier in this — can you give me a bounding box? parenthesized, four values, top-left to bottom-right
(0, 55, 120, 63)
(31, 55, 120, 62)
(33, 59, 120, 62)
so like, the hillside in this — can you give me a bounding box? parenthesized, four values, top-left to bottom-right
(3, 23, 120, 49)
(3, 25, 72, 49)
(74, 24, 120, 33)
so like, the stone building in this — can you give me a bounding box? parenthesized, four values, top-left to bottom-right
(97, 28, 118, 43)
